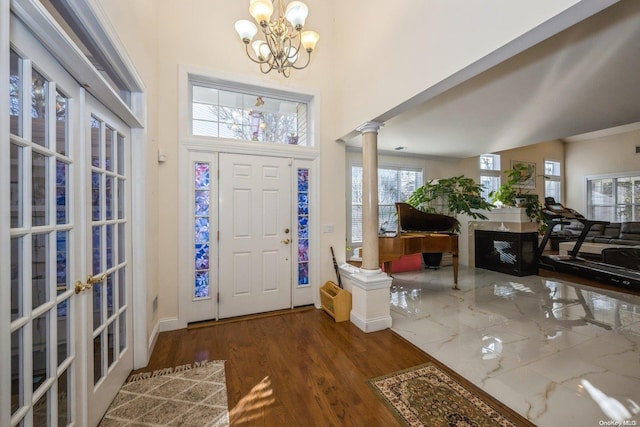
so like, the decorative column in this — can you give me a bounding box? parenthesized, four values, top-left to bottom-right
(343, 121, 392, 333)
(360, 122, 383, 271)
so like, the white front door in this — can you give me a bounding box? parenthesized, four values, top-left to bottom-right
(218, 153, 292, 319)
(84, 95, 133, 426)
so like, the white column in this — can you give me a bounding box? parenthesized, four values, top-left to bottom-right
(343, 122, 392, 333)
(357, 122, 384, 272)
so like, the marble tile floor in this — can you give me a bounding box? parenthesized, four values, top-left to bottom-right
(389, 266, 640, 427)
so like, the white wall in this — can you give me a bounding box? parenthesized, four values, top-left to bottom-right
(95, 0, 160, 344)
(565, 128, 640, 212)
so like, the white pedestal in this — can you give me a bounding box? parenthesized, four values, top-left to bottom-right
(338, 264, 392, 333)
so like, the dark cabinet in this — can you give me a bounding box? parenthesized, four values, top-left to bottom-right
(475, 230, 538, 276)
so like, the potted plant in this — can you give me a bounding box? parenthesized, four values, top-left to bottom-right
(489, 163, 547, 233)
(406, 175, 494, 267)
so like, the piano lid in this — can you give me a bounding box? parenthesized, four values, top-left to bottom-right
(395, 202, 458, 233)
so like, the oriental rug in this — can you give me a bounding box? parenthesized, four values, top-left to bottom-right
(99, 360, 229, 427)
(369, 362, 532, 427)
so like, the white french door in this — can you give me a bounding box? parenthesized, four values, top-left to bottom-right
(83, 95, 133, 426)
(218, 153, 293, 319)
(8, 17, 83, 426)
(6, 15, 132, 427)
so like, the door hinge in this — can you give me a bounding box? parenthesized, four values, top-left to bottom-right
(217, 292, 220, 303)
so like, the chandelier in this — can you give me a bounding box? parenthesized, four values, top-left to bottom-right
(235, 0, 320, 78)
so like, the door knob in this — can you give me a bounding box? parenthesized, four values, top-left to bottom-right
(75, 273, 107, 294)
(281, 238, 290, 244)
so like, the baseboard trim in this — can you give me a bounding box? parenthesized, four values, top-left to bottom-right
(350, 311, 392, 333)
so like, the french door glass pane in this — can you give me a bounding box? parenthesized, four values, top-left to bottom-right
(92, 172, 101, 221)
(11, 329, 23, 415)
(32, 151, 49, 226)
(58, 368, 71, 425)
(93, 225, 101, 274)
(91, 117, 101, 166)
(107, 273, 114, 317)
(33, 389, 49, 426)
(117, 134, 125, 175)
(57, 299, 69, 366)
(10, 50, 22, 136)
(106, 224, 113, 269)
(108, 323, 115, 368)
(117, 178, 125, 219)
(93, 335, 102, 384)
(56, 160, 68, 224)
(93, 282, 103, 330)
(32, 312, 49, 391)
(105, 127, 114, 171)
(32, 233, 50, 309)
(118, 223, 125, 264)
(55, 90, 68, 155)
(10, 143, 23, 228)
(106, 176, 114, 220)
(11, 237, 22, 321)
(31, 69, 49, 147)
(118, 268, 126, 307)
(56, 230, 68, 293)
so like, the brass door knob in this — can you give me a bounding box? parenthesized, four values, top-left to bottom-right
(75, 273, 107, 294)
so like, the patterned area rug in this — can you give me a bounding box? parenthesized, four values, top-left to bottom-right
(99, 360, 229, 427)
(369, 362, 531, 427)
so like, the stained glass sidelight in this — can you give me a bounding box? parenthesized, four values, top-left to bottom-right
(297, 169, 310, 286)
(194, 162, 211, 298)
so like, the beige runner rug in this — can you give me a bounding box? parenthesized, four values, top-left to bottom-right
(369, 362, 533, 427)
(99, 360, 228, 427)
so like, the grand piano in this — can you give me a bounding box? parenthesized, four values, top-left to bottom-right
(379, 203, 460, 289)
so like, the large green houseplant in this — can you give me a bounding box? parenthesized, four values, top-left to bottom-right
(405, 175, 494, 267)
(406, 175, 494, 226)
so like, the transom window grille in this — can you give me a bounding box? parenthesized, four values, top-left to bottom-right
(544, 160, 561, 202)
(587, 174, 640, 222)
(480, 154, 501, 200)
(191, 84, 309, 146)
(350, 165, 423, 244)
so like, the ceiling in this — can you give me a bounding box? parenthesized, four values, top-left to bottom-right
(344, 0, 640, 159)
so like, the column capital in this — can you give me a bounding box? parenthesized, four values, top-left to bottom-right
(356, 121, 385, 134)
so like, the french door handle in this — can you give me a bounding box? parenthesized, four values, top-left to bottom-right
(75, 273, 107, 294)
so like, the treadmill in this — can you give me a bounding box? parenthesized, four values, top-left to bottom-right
(538, 199, 640, 291)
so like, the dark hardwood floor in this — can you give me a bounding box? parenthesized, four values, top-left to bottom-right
(134, 307, 433, 426)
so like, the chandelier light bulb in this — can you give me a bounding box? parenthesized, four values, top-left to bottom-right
(249, 0, 274, 25)
(300, 31, 319, 51)
(285, 1, 308, 29)
(235, 19, 258, 43)
(252, 40, 271, 60)
(285, 46, 298, 64)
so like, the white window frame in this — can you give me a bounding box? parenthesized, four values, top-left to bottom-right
(586, 171, 640, 222)
(544, 159, 562, 203)
(479, 154, 501, 201)
(346, 154, 424, 250)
